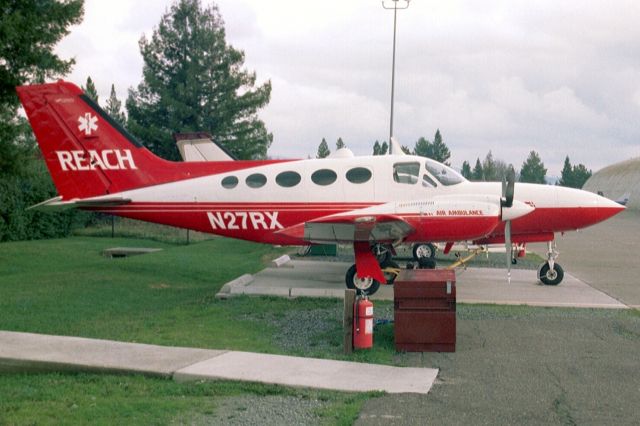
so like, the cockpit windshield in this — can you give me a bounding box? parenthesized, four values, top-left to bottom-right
(424, 159, 466, 186)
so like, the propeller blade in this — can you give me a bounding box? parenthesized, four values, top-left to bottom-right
(505, 220, 512, 284)
(501, 167, 515, 208)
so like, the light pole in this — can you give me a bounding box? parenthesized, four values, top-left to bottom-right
(382, 0, 410, 153)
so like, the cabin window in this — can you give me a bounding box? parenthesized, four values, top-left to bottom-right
(311, 169, 337, 186)
(246, 173, 267, 188)
(393, 162, 420, 184)
(422, 174, 438, 188)
(346, 167, 372, 184)
(221, 176, 238, 189)
(276, 171, 301, 187)
(425, 159, 465, 186)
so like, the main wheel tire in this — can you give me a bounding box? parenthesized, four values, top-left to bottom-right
(538, 263, 564, 286)
(380, 260, 400, 285)
(373, 244, 392, 264)
(345, 264, 380, 295)
(413, 242, 436, 260)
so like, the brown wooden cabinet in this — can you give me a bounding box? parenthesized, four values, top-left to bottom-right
(394, 269, 456, 352)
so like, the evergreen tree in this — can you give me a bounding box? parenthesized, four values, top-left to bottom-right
(430, 129, 451, 165)
(104, 84, 126, 126)
(336, 137, 346, 150)
(519, 151, 547, 184)
(316, 138, 330, 158)
(482, 151, 497, 181)
(471, 158, 483, 181)
(82, 76, 98, 103)
(401, 145, 412, 155)
(380, 141, 388, 155)
(413, 137, 431, 157)
(0, 0, 83, 176)
(461, 161, 472, 179)
(126, 0, 272, 160)
(559, 156, 574, 187)
(571, 164, 592, 188)
(372, 140, 381, 155)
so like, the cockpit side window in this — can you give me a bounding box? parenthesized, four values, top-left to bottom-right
(422, 174, 438, 188)
(393, 162, 420, 185)
(424, 159, 465, 186)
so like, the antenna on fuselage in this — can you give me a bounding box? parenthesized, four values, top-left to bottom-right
(388, 137, 406, 156)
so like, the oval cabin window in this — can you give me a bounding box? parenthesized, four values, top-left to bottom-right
(221, 176, 238, 189)
(346, 167, 372, 184)
(246, 173, 267, 188)
(275, 171, 301, 188)
(311, 169, 337, 186)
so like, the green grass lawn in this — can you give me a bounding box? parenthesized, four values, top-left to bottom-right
(0, 235, 378, 423)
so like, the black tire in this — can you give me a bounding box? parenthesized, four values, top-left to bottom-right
(345, 264, 380, 295)
(413, 243, 436, 260)
(380, 260, 400, 285)
(538, 263, 564, 286)
(417, 257, 436, 269)
(373, 244, 392, 264)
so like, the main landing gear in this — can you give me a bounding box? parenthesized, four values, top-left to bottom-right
(538, 241, 564, 285)
(346, 244, 399, 296)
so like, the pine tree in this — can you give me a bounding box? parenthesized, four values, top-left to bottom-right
(571, 164, 592, 188)
(413, 137, 431, 157)
(401, 145, 412, 155)
(316, 138, 330, 158)
(519, 151, 547, 184)
(126, 0, 272, 160)
(104, 84, 126, 126)
(336, 137, 346, 150)
(461, 161, 472, 179)
(471, 158, 483, 181)
(559, 156, 574, 187)
(0, 0, 83, 177)
(430, 129, 451, 165)
(482, 151, 497, 181)
(380, 141, 389, 155)
(82, 76, 99, 103)
(373, 141, 381, 155)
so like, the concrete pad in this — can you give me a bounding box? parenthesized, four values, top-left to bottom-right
(174, 351, 438, 394)
(0, 331, 439, 394)
(0, 331, 221, 376)
(455, 267, 626, 308)
(219, 259, 626, 309)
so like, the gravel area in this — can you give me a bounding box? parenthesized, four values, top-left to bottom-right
(205, 395, 330, 425)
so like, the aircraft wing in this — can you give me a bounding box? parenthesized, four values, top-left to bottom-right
(276, 206, 415, 244)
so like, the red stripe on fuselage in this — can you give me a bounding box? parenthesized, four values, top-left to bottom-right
(91, 203, 621, 246)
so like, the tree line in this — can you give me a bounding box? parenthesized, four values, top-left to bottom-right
(315, 132, 592, 187)
(0, 0, 273, 241)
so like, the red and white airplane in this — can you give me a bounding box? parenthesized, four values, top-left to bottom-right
(17, 81, 624, 294)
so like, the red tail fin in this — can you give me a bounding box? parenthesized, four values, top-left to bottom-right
(17, 81, 175, 199)
(17, 80, 294, 200)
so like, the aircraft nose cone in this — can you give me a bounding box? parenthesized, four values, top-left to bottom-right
(575, 189, 626, 227)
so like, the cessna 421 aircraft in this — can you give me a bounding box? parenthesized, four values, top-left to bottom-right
(17, 81, 624, 295)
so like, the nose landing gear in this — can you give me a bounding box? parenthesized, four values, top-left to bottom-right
(538, 241, 564, 285)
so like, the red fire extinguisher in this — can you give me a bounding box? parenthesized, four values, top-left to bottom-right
(353, 297, 374, 349)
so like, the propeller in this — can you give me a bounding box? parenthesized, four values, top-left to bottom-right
(501, 167, 516, 283)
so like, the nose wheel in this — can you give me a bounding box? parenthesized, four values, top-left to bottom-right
(538, 241, 564, 285)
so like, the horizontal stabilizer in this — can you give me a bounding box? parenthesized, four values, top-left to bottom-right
(28, 195, 131, 211)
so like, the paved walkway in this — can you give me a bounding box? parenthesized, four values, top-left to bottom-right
(0, 331, 438, 394)
(218, 259, 627, 309)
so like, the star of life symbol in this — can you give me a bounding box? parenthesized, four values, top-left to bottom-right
(78, 112, 98, 136)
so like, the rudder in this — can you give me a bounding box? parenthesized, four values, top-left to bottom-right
(16, 81, 170, 200)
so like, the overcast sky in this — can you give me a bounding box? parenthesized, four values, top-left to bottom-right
(55, 0, 640, 175)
